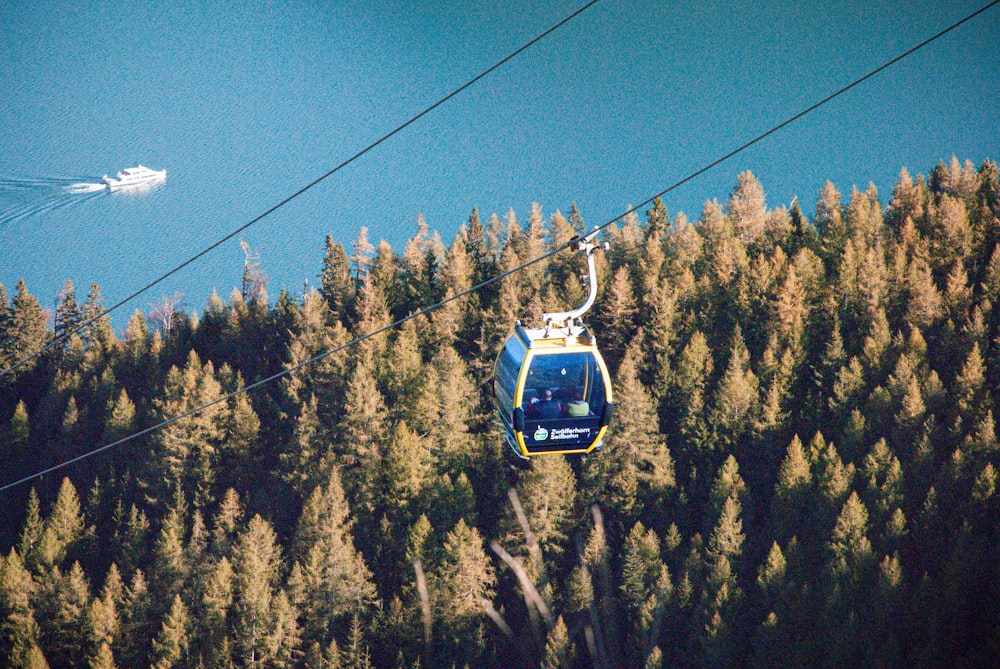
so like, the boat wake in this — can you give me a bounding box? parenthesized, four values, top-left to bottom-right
(0, 175, 108, 229)
(64, 182, 107, 194)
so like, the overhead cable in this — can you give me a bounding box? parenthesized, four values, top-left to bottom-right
(0, 0, 603, 379)
(2, 0, 997, 493)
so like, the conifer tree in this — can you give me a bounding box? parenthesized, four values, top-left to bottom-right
(115, 569, 151, 669)
(38, 561, 91, 669)
(319, 235, 356, 325)
(670, 330, 713, 450)
(38, 478, 85, 570)
(86, 564, 122, 665)
(710, 326, 759, 456)
(728, 171, 768, 246)
(502, 455, 576, 564)
(381, 420, 431, 521)
(333, 346, 388, 515)
(433, 519, 495, 657)
(17, 489, 43, 570)
(595, 266, 638, 373)
(540, 615, 569, 669)
(150, 594, 188, 669)
(289, 471, 376, 649)
(0, 549, 42, 669)
(6, 279, 49, 376)
(194, 555, 232, 664)
(582, 341, 663, 523)
(151, 496, 189, 606)
(89, 641, 116, 669)
(144, 351, 225, 510)
(54, 281, 83, 357)
(231, 515, 286, 667)
(771, 435, 812, 545)
(816, 182, 847, 274)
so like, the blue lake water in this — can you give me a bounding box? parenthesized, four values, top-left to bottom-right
(4, 0, 998, 327)
(2, 1, 578, 321)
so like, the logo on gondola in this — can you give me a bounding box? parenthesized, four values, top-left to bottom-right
(534, 427, 549, 441)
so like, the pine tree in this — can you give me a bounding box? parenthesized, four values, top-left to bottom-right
(150, 594, 188, 669)
(288, 471, 376, 648)
(502, 455, 577, 564)
(728, 171, 768, 245)
(38, 478, 85, 570)
(38, 561, 92, 669)
(5, 279, 50, 375)
(0, 549, 42, 669)
(772, 435, 812, 545)
(540, 616, 570, 669)
(231, 515, 285, 667)
(319, 235, 356, 325)
(433, 519, 495, 648)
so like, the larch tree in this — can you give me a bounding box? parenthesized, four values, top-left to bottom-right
(149, 594, 188, 669)
(771, 435, 812, 545)
(539, 615, 570, 669)
(709, 326, 759, 455)
(670, 330, 714, 451)
(319, 235, 356, 326)
(288, 470, 376, 649)
(144, 351, 225, 511)
(432, 519, 495, 657)
(816, 181, 847, 276)
(38, 561, 91, 669)
(6, 279, 50, 376)
(37, 478, 85, 572)
(231, 515, 288, 667)
(333, 346, 388, 516)
(727, 171, 768, 246)
(502, 455, 577, 565)
(0, 549, 43, 669)
(620, 521, 671, 660)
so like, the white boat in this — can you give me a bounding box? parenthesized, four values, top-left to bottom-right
(102, 165, 166, 189)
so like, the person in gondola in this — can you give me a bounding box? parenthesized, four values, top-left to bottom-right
(534, 388, 563, 419)
(566, 389, 590, 416)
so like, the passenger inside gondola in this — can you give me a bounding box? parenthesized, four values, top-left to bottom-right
(532, 388, 563, 419)
(565, 389, 590, 416)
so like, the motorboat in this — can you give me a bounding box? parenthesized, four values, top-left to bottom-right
(102, 165, 166, 189)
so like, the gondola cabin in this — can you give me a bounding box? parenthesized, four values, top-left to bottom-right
(494, 321, 614, 458)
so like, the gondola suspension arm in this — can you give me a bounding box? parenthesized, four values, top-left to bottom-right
(543, 227, 606, 332)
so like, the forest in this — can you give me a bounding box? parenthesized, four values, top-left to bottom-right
(1, 156, 999, 668)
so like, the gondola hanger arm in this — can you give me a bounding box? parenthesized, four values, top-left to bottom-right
(543, 227, 606, 331)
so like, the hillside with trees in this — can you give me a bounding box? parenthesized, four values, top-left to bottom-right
(1, 157, 999, 668)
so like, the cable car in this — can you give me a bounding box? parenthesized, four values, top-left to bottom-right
(493, 230, 614, 458)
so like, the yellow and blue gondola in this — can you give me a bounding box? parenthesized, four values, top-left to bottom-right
(492, 229, 615, 457)
(493, 321, 614, 457)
